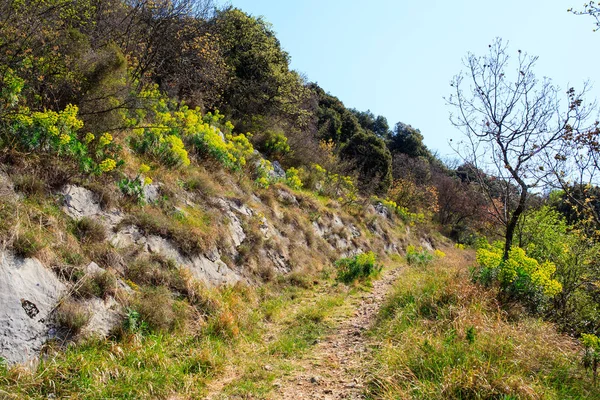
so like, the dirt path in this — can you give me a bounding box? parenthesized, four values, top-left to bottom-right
(274, 266, 403, 400)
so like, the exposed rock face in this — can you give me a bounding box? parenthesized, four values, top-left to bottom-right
(143, 183, 160, 204)
(81, 297, 122, 338)
(374, 202, 391, 219)
(0, 252, 66, 366)
(276, 189, 298, 206)
(62, 185, 102, 219)
(111, 226, 242, 286)
(62, 185, 123, 227)
(272, 161, 286, 179)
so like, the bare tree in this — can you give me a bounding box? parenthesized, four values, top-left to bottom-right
(569, 2, 600, 31)
(447, 38, 589, 260)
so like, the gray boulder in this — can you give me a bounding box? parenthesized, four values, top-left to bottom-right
(0, 252, 66, 366)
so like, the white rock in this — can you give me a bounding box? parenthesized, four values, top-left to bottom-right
(110, 225, 146, 249)
(227, 211, 246, 247)
(277, 189, 298, 206)
(0, 252, 66, 366)
(62, 185, 101, 219)
(332, 214, 344, 228)
(81, 297, 122, 338)
(312, 221, 327, 238)
(189, 255, 240, 286)
(420, 239, 434, 251)
(143, 184, 160, 204)
(146, 235, 187, 265)
(374, 202, 391, 219)
(271, 161, 286, 179)
(62, 185, 123, 228)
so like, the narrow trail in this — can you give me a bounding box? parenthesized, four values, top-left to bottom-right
(275, 266, 403, 400)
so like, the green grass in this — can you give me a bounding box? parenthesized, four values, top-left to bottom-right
(0, 269, 354, 399)
(0, 334, 229, 399)
(212, 278, 355, 398)
(366, 249, 600, 400)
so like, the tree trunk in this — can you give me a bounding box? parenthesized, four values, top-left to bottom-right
(503, 184, 528, 261)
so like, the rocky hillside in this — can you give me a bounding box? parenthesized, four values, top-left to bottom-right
(0, 160, 432, 367)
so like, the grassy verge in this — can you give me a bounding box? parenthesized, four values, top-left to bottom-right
(0, 267, 360, 399)
(205, 273, 363, 398)
(366, 249, 599, 399)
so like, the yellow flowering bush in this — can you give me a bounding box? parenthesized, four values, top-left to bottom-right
(255, 159, 274, 188)
(263, 130, 291, 157)
(3, 89, 120, 174)
(380, 199, 425, 225)
(139, 164, 151, 174)
(99, 133, 113, 146)
(476, 242, 562, 307)
(0, 68, 24, 109)
(99, 158, 117, 172)
(434, 249, 446, 259)
(285, 167, 303, 190)
(581, 334, 600, 380)
(130, 128, 191, 168)
(310, 164, 357, 204)
(126, 86, 252, 171)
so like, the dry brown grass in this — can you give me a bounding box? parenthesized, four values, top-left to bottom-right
(368, 247, 597, 399)
(55, 300, 91, 335)
(74, 217, 106, 244)
(121, 205, 225, 257)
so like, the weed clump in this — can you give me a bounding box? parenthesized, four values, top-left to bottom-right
(13, 231, 44, 258)
(335, 251, 382, 284)
(75, 270, 117, 299)
(74, 217, 106, 244)
(13, 174, 45, 197)
(55, 300, 90, 334)
(406, 245, 434, 266)
(133, 287, 176, 332)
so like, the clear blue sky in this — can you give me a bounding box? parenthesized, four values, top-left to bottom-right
(218, 0, 599, 158)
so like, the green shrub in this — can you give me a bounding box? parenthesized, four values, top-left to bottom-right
(263, 130, 290, 157)
(310, 164, 358, 204)
(118, 164, 153, 204)
(406, 245, 434, 266)
(582, 334, 600, 381)
(475, 242, 562, 310)
(123, 308, 146, 333)
(335, 251, 382, 284)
